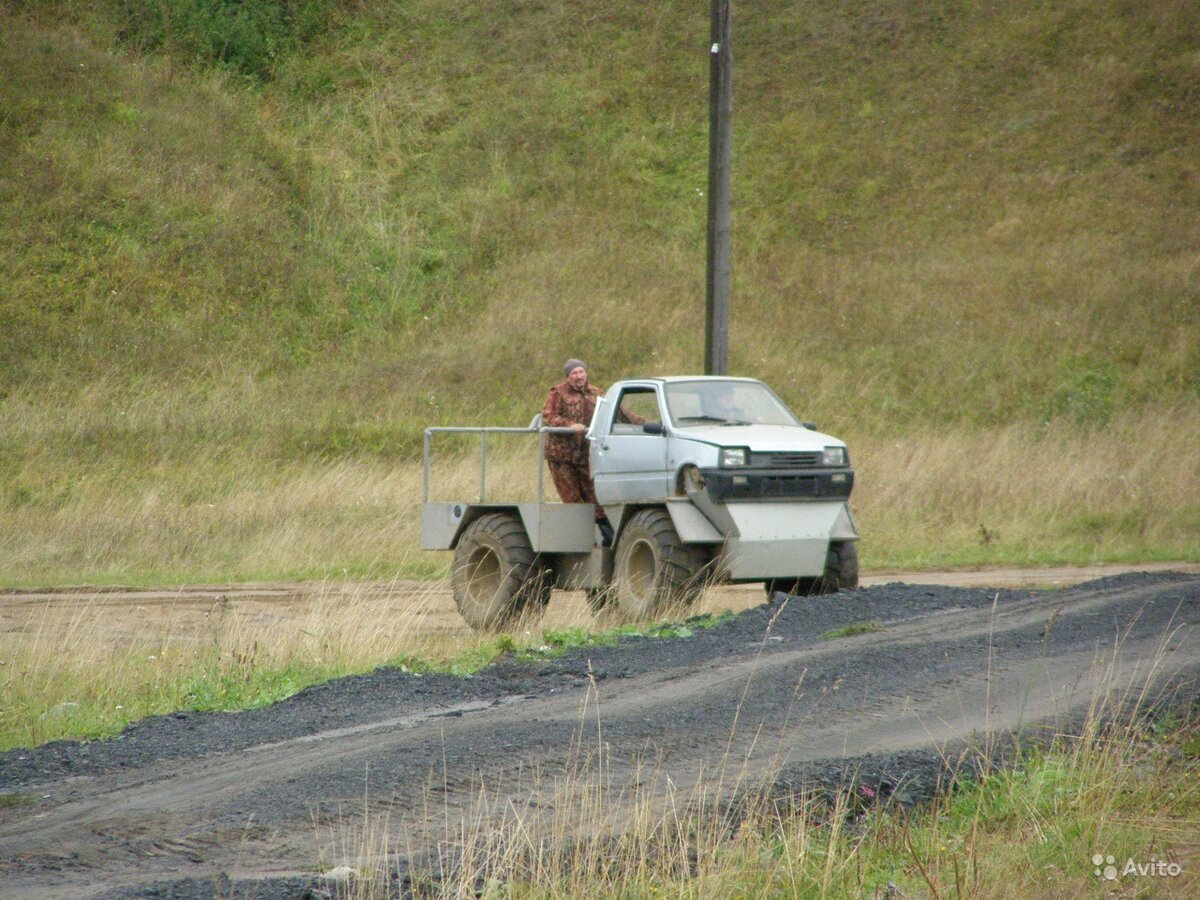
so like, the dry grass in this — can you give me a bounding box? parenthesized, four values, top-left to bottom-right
(1, 4, 1197, 587)
(4, 582, 396, 747)
(1, 403, 1196, 586)
(0, 579, 467, 748)
(0, 567, 751, 749)
(4, 3, 1198, 417)
(854, 404, 1200, 567)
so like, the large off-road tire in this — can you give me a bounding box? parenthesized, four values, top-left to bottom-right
(611, 508, 708, 619)
(765, 540, 859, 598)
(452, 513, 550, 631)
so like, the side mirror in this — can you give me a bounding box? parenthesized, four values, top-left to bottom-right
(802, 422, 817, 431)
(642, 422, 666, 435)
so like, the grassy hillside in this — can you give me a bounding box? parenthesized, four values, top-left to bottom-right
(0, 0, 1198, 583)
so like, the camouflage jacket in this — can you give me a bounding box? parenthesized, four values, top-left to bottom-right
(540, 381, 604, 463)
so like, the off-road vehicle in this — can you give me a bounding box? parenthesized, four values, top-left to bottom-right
(421, 376, 858, 629)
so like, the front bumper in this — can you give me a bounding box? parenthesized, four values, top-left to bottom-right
(716, 500, 858, 578)
(699, 467, 854, 502)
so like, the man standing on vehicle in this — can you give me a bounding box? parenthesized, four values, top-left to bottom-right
(540, 359, 614, 544)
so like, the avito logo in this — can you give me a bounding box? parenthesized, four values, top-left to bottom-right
(1093, 853, 1182, 881)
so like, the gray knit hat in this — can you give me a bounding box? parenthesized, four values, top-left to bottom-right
(564, 358, 587, 377)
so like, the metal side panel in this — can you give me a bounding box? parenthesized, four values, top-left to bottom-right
(423, 502, 598, 553)
(686, 486, 737, 537)
(722, 501, 852, 579)
(553, 549, 613, 590)
(725, 536, 828, 579)
(518, 502, 597, 553)
(725, 500, 848, 542)
(602, 504, 628, 533)
(666, 499, 725, 543)
(421, 501, 468, 550)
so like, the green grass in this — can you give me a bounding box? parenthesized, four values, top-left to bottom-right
(820, 724, 1199, 897)
(513, 613, 733, 659)
(817, 620, 884, 640)
(4, 0, 1198, 413)
(0, 1, 1196, 583)
(5, 659, 352, 750)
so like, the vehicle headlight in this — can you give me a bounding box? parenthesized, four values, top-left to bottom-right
(720, 447, 748, 467)
(821, 446, 848, 467)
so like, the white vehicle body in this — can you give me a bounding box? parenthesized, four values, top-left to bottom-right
(588, 377, 857, 580)
(421, 376, 859, 628)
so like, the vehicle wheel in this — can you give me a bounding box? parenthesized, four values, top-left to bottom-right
(765, 541, 859, 598)
(765, 576, 817, 598)
(612, 508, 708, 619)
(452, 513, 550, 630)
(824, 540, 859, 592)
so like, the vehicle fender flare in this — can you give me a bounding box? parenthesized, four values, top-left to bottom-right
(447, 504, 525, 549)
(605, 502, 725, 546)
(600, 503, 633, 542)
(672, 459, 708, 496)
(830, 502, 859, 541)
(666, 500, 725, 543)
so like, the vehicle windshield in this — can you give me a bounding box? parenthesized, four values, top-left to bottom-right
(664, 380, 800, 427)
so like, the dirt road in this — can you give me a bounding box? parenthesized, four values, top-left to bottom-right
(1, 569, 1199, 897)
(4, 562, 1197, 657)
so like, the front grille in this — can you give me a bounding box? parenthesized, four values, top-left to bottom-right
(750, 451, 822, 468)
(704, 469, 853, 502)
(755, 474, 818, 497)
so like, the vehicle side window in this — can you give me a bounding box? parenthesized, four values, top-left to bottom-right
(610, 388, 660, 434)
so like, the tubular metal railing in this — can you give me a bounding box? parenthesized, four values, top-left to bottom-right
(422, 424, 579, 504)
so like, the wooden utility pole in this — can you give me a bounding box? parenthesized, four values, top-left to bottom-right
(705, 0, 732, 376)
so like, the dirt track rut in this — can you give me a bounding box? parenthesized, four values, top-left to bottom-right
(1, 572, 1198, 897)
